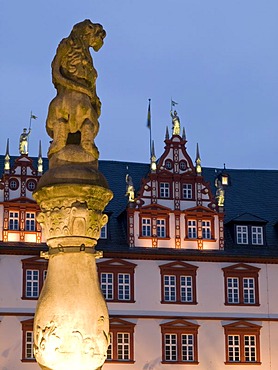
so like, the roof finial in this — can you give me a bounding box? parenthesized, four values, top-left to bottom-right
(195, 143, 202, 175)
(151, 140, 157, 172)
(4, 138, 10, 172)
(165, 126, 169, 140)
(182, 127, 186, 140)
(38, 140, 43, 174)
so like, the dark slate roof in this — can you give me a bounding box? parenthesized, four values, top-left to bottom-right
(1, 156, 277, 253)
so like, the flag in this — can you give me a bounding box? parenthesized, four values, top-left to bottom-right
(146, 99, 151, 130)
(171, 99, 178, 107)
(31, 114, 38, 120)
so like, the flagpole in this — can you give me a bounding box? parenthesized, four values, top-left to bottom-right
(149, 99, 152, 160)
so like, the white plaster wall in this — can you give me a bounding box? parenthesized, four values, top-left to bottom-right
(0, 255, 37, 312)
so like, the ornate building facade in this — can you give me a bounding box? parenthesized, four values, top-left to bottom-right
(0, 113, 278, 369)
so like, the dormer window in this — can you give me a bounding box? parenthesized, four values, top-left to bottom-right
(25, 212, 36, 231)
(202, 221, 211, 239)
(142, 218, 151, 236)
(179, 160, 187, 171)
(100, 224, 107, 239)
(160, 182, 170, 198)
(9, 178, 19, 190)
(182, 184, 193, 199)
(236, 225, 264, 246)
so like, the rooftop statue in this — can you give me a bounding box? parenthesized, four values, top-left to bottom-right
(171, 110, 180, 136)
(19, 127, 31, 155)
(46, 20, 106, 163)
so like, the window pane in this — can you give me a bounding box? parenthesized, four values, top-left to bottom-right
(26, 270, 39, 297)
(183, 184, 192, 199)
(236, 225, 248, 244)
(164, 275, 176, 301)
(244, 335, 256, 362)
(157, 219, 166, 238)
(188, 220, 197, 239)
(26, 212, 36, 231)
(117, 333, 130, 360)
(243, 278, 255, 304)
(202, 221, 211, 239)
(25, 331, 35, 358)
(180, 276, 193, 302)
(160, 183, 170, 198)
(118, 273, 130, 300)
(181, 334, 194, 361)
(165, 334, 177, 361)
(227, 277, 239, 303)
(101, 273, 113, 300)
(9, 211, 19, 230)
(142, 218, 151, 237)
(228, 335, 240, 362)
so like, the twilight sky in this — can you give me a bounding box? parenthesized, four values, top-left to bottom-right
(0, 0, 277, 169)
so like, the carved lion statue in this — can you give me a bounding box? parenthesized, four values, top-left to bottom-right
(46, 20, 106, 161)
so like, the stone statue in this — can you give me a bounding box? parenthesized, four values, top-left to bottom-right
(46, 20, 106, 162)
(19, 127, 31, 155)
(171, 110, 180, 135)
(125, 174, 135, 202)
(33, 20, 113, 370)
(215, 179, 225, 207)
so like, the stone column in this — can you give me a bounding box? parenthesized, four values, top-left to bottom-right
(33, 20, 112, 370)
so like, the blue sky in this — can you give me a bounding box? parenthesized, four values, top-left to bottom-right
(0, 0, 277, 169)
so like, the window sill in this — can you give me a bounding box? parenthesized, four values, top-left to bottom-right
(139, 236, 171, 240)
(224, 302, 260, 307)
(224, 361, 261, 365)
(106, 299, 135, 303)
(21, 296, 39, 300)
(184, 238, 216, 242)
(162, 361, 199, 365)
(161, 300, 197, 305)
(106, 360, 135, 363)
(21, 359, 36, 362)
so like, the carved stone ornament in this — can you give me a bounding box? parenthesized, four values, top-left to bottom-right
(34, 184, 112, 249)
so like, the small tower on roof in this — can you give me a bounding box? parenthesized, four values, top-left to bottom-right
(150, 140, 157, 172)
(195, 143, 202, 175)
(38, 140, 43, 175)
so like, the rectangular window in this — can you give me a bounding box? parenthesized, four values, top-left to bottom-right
(26, 269, 39, 298)
(160, 183, 170, 198)
(25, 331, 35, 359)
(251, 226, 263, 245)
(107, 333, 113, 360)
(244, 335, 256, 362)
(165, 334, 177, 361)
(181, 334, 194, 361)
(180, 276, 193, 302)
(223, 264, 260, 306)
(117, 333, 130, 360)
(182, 184, 192, 199)
(101, 273, 113, 300)
(202, 220, 211, 239)
(164, 275, 176, 302)
(118, 273, 130, 300)
(243, 278, 255, 304)
(228, 335, 240, 362)
(100, 224, 107, 239)
(9, 211, 19, 230)
(157, 219, 166, 238)
(161, 320, 199, 364)
(26, 212, 36, 231)
(188, 220, 197, 239)
(142, 218, 151, 237)
(236, 225, 248, 244)
(227, 277, 239, 304)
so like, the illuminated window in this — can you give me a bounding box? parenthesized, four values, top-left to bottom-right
(223, 321, 261, 364)
(21, 319, 35, 362)
(106, 319, 135, 363)
(223, 264, 260, 306)
(142, 218, 151, 236)
(22, 257, 48, 299)
(160, 182, 170, 198)
(98, 259, 136, 303)
(26, 212, 36, 231)
(202, 220, 211, 239)
(157, 218, 166, 238)
(187, 220, 197, 239)
(160, 262, 197, 304)
(182, 184, 192, 199)
(9, 211, 19, 230)
(161, 320, 199, 364)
